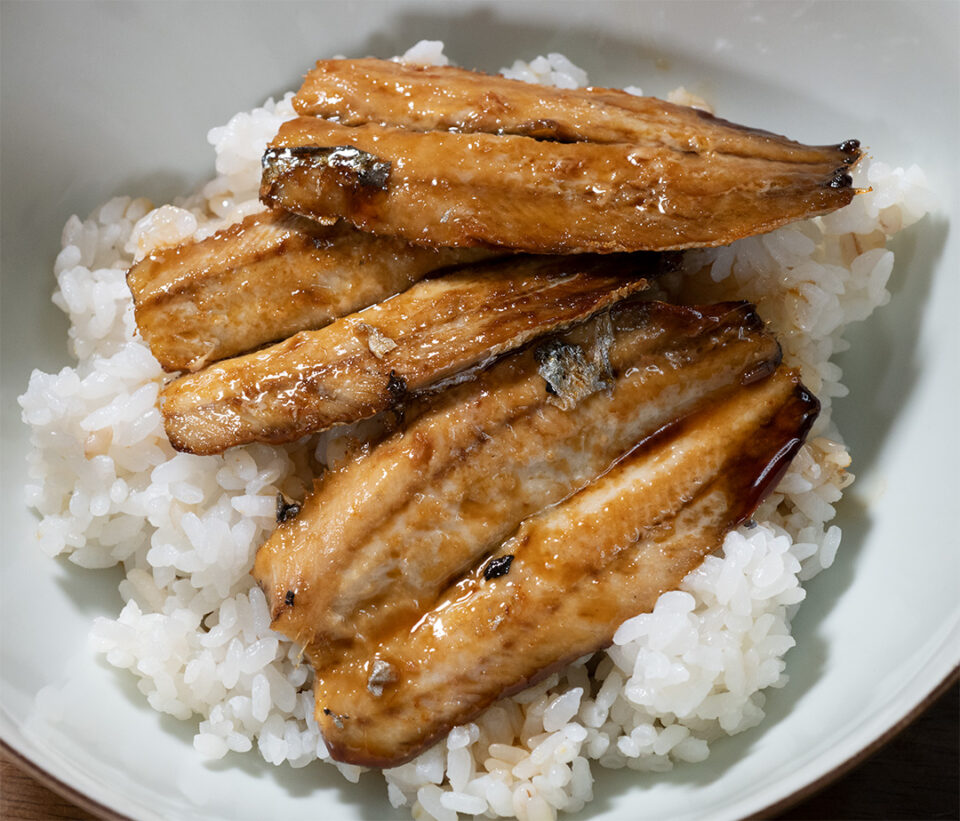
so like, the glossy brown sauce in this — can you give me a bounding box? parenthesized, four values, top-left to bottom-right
(262, 116, 858, 253)
(308, 367, 818, 766)
(293, 59, 859, 166)
(254, 301, 783, 671)
(128, 211, 492, 372)
(160, 254, 655, 454)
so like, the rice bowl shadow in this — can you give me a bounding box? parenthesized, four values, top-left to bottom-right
(50, 560, 126, 619)
(202, 747, 410, 818)
(831, 214, 947, 480)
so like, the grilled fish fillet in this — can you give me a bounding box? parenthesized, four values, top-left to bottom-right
(161, 254, 655, 455)
(293, 59, 856, 162)
(261, 115, 858, 255)
(127, 210, 493, 372)
(254, 301, 782, 671)
(312, 366, 818, 767)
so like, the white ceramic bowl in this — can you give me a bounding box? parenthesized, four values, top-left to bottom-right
(2, 2, 957, 819)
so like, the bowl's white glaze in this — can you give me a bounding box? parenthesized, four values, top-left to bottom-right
(1, 3, 957, 819)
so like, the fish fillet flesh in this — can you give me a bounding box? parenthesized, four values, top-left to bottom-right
(254, 301, 782, 672)
(293, 59, 856, 162)
(260, 118, 859, 254)
(160, 254, 655, 455)
(311, 365, 818, 766)
(127, 210, 493, 372)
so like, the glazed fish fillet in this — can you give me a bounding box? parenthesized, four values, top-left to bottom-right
(312, 366, 818, 767)
(254, 301, 782, 670)
(260, 118, 859, 254)
(160, 254, 655, 455)
(294, 59, 853, 162)
(127, 210, 492, 372)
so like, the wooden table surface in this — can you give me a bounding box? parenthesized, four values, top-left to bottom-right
(2, 680, 956, 820)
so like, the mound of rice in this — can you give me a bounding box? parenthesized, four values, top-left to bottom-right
(19, 41, 933, 820)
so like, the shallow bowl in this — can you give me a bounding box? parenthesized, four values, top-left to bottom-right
(1, 2, 957, 819)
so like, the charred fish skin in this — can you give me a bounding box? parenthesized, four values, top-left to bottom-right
(312, 367, 819, 767)
(159, 254, 656, 456)
(127, 210, 494, 373)
(293, 59, 861, 167)
(261, 117, 859, 254)
(260, 145, 392, 196)
(253, 300, 783, 668)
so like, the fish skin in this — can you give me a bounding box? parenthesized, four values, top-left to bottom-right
(160, 254, 655, 455)
(311, 366, 818, 767)
(127, 210, 494, 373)
(253, 301, 783, 672)
(261, 117, 858, 254)
(293, 59, 859, 164)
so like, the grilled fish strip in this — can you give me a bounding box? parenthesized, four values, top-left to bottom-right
(127, 210, 492, 372)
(261, 117, 858, 253)
(293, 59, 860, 164)
(312, 366, 818, 767)
(254, 301, 782, 668)
(160, 254, 655, 455)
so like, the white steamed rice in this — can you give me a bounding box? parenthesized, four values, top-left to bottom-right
(19, 41, 933, 820)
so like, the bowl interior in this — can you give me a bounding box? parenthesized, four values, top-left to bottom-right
(1, 3, 957, 820)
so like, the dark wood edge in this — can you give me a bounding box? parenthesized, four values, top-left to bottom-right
(0, 739, 132, 821)
(749, 665, 960, 820)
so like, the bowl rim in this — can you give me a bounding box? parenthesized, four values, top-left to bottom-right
(2, 737, 130, 821)
(750, 667, 959, 819)
(3, 665, 957, 820)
